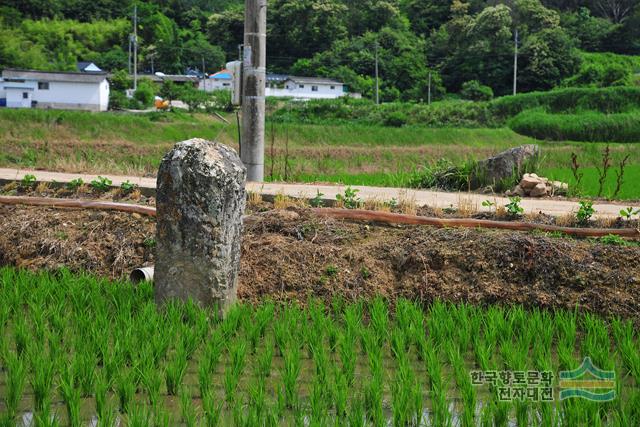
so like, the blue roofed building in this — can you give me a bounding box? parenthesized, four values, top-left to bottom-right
(199, 69, 234, 92)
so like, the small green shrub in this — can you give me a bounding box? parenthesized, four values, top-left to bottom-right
(20, 174, 36, 188)
(408, 159, 474, 191)
(460, 80, 493, 101)
(66, 178, 84, 191)
(505, 197, 524, 217)
(576, 200, 595, 224)
(598, 234, 630, 246)
(383, 111, 408, 127)
(108, 91, 128, 110)
(310, 190, 324, 208)
(120, 180, 138, 194)
(619, 207, 640, 219)
(336, 187, 362, 209)
(90, 176, 112, 192)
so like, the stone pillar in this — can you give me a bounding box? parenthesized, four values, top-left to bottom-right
(155, 138, 246, 315)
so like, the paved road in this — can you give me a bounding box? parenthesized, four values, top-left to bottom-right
(0, 167, 634, 218)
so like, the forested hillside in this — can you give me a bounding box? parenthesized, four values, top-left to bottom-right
(1, 0, 639, 101)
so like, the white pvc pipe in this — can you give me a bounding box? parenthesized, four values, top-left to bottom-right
(130, 266, 154, 283)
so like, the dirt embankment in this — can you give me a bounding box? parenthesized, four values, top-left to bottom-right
(1, 205, 639, 319)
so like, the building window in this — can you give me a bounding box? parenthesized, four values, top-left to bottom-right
(331, 86, 335, 90)
(38, 82, 50, 90)
(311, 86, 318, 92)
(23, 92, 29, 99)
(223, 83, 230, 87)
(299, 84, 304, 89)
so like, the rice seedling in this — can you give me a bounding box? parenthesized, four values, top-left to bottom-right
(13, 315, 29, 357)
(140, 362, 162, 406)
(280, 342, 301, 409)
(347, 396, 365, 427)
(96, 401, 119, 427)
(198, 358, 212, 399)
(126, 402, 153, 427)
(30, 351, 56, 412)
(334, 369, 348, 419)
(256, 335, 274, 378)
(180, 386, 197, 427)
(73, 351, 96, 397)
(33, 402, 60, 427)
(202, 329, 224, 372)
(224, 338, 247, 403)
(202, 390, 223, 427)
(309, 379, 327, 425)
(115, 367, 137, 413)
(4, 353, 27, 420)
(95, 371, 111, 419)
(60, 365, 82, 427)
(368, 296, 388, 347)
(338, 329, 357, 385)
(165, 346, 188, 396)
(448, 342, 476, 427)
(423, 343, 451, 427)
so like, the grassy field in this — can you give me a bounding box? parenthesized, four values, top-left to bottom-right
(1, 109, 639, 199)
(1, 267, 638, 426)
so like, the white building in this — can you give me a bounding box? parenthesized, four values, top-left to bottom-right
(199, 69, 233, 92)
(266, 76, 346, 99)
(0, 69, 110, 112)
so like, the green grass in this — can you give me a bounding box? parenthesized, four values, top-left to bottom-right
(0, 267, 639, 425)
(510, 110, 640, 143)
(1, 108, 640, 199)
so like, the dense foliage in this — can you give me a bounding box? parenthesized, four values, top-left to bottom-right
(1, 0, 639, 100)
(271, 86, 640, 128)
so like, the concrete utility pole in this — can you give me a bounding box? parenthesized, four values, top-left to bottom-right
(513, 28, 518, 96)
(374, 42, 379, 105)
(241, 0, 267, 182)
(133, 4, 138, 91)
(128, 36, 132, 74)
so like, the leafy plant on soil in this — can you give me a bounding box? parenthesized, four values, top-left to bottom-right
(90, 175, 112, 192)
(505, 196, 524, 217)
(336, 186, 362, 209)
(310, 190, 324, 207)
(120, 180, 138, 194)
(576, 200, 595, 224)
(20, 174, 36, 188)
(619, 206, 640, 219)
(66, 178, 83, 191)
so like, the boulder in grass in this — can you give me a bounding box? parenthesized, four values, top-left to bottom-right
(473, 144, 540, 190)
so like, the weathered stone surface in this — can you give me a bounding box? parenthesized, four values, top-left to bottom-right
(508, 173, 568, 197)
(529, 182, 548, 197)
(155, 138, 246, 314)
(475, 144, 539, 185)
(520, 174, 541, 189)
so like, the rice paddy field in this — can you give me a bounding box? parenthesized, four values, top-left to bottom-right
(1, 109, 639, 200)
(1, 267, 639, 426)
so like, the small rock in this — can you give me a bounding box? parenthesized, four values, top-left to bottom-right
(132, 213, 142, 220)
(510, 185, 525, 196)
(529, 183, 548, 197)
(520, 174, 542, 189)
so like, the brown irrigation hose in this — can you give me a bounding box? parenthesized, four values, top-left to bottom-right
(310, 208, 640, 239)
(0, 196, 157, 217)
(1, 196, 638, 239)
